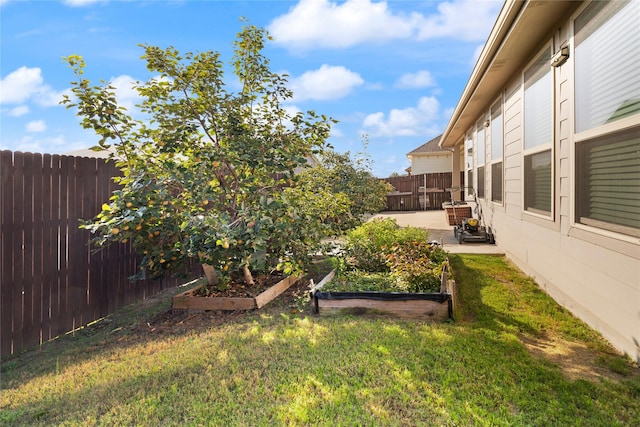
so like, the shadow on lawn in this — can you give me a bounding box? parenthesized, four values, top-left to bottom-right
(5, 304, 637, 426)
(449, 254, 540, 336)
(3, 255, 639, 426)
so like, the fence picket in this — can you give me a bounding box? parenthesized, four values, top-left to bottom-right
(10, 152, 25, 353)
(382, 173, 454, 211)
(41, 154, 53, 342)
(32, 153, 44, 346)
(1, 151, 15, 355)
(22, 153, 37, 348)
(1, 151, 199, 357)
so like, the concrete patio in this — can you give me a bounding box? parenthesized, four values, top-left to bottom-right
(371, 209, 505, 255)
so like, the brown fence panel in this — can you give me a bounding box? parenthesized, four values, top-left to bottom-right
(1, 150, 15, 355)
(382, 173, 454, 211)
(1, 151, 199, 358)
(11, 152, 25, 353)
(41, 153, 53, 343)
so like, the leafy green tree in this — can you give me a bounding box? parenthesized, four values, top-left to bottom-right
(295, 145, 393, 232)
(62, 24, 338, 286)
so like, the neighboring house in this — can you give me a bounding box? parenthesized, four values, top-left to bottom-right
(66, 147, 112, 158)
(440, 0, 639, 361)
(406, 134, 451, 175)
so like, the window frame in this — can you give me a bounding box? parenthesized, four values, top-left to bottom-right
(522, 44, 554, 219)
(476, 119, 486, 199)
(571, 0, 640, 240)
(490, 98, 504, 204)
(465, 131, 474, 200)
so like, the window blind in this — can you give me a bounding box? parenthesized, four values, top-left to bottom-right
(575, 0, 640, 133)
(491, 104, 503, 160)
(491, 162, 503, 203)
(576, 128, 640, 235)
(525, 150, 552, 214)
(524, 49, 552, 150)
(476, 123, 485, 166)
(477, 166, 485, 198)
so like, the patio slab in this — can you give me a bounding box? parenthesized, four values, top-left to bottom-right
(371, 210, 505, 255)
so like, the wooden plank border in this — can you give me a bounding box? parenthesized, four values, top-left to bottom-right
(310, 267, 455, 321)
(173, 274, 300, 312)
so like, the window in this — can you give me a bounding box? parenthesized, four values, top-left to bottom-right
(524, 151, 552, 214)
(476, 121, 486, 198)
(523, 48, 553, 215)
(465, 132, 474, 200)
(575, 1, 640, 133)
(490, 101, 503, 203)
(574, 0, 640, 236)
(576, 128, 640, 237)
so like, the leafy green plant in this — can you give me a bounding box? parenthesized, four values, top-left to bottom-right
(385, 241, 448, 292)
(297, 146, 393, 233)
(61, 23, 360, 287)
(344, 217, 429, 272)
(327, 218, 448, 293)
(323, 271, 397, 292)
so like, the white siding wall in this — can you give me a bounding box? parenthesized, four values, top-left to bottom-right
(409, 153, 452, 175)
(475, 17, 640, 361)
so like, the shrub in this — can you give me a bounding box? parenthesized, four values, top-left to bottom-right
(333, 217, 448, 293)
(385, 241, 448, 292)
(344, 218, 429, 271)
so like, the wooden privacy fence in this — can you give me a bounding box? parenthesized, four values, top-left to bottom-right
(1, 151, 198, 358)
(382, 172, 455, 211)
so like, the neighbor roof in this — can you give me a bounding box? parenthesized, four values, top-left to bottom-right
(407, 134, 447, 156)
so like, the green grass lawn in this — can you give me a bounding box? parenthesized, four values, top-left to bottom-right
(1, 254, 638, 426)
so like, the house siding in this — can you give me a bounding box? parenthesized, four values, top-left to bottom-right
(465, 6, 639, 361)
(409, 154, 452, 175)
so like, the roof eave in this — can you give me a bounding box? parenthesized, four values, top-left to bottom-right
(440, 0, 578, 149)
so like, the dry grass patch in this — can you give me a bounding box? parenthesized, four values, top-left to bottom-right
(520, 333, 639, 382)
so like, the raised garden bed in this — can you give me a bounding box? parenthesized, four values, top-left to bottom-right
(310, 265, 455, 321)
(172, 273, 300, 312)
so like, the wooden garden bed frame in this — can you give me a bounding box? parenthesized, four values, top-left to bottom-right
(172, 274, 300, 312)
(310, 265, 455, 321)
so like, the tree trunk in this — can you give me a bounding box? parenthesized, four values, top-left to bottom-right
(243, 264, 255, 286)
(202, 264, 218, 286)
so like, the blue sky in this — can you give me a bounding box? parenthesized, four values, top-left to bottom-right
(0, 0, 502, 177)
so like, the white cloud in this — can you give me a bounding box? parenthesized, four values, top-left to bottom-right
(471, 44, 485, 67)
(330, 126, 343, 138)
(8, 105, 29, 117)
(37, 88, 72, 107)
(6, 134, 88, 155)
(268, 0, 501, 51)
(290, 65, 364, 101)
(62, 0, 105, 6)
(268, 0, 420, 50)
(26, 120, 46, 132)
(0, 66, 68, 107)
(362, 96, 440, 137)
(0, 66, 44, 104)
(395, 70, 436, 89)
(108, 74, 141, 113)
(417, 0, 502, 42)
(61, 74, 147, 114)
